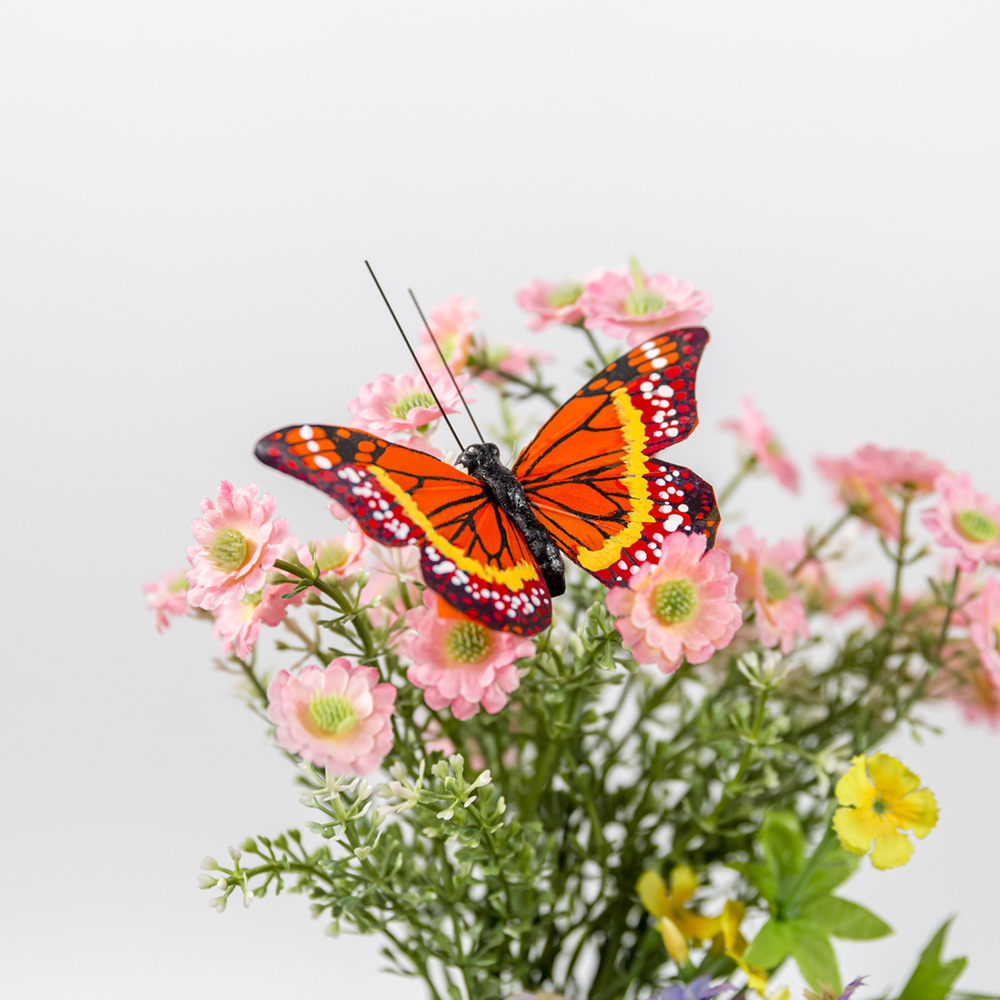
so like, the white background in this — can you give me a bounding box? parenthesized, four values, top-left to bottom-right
(2, 3, 998, 998)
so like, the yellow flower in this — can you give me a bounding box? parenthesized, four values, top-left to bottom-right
(715, 899, 772, 995)
(636, 866, 722, 963)
(832, 752, 938, 869)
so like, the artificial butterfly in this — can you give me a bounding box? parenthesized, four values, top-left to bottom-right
(255, 328, 719, 636)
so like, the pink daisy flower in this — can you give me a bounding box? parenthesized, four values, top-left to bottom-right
(515, 277, 588, 331)
(720, 397, 799, 493)
(186, 481, 289, 611)
(605, 532, 742, 673)
(267, 660, 396, 775)
(399, 590, 534, 720)
(815, 455, 902, 540)
(945, 660, 1000, 729)
(922, 472, 1000, 571)
(347, 369, 473, 437)
(143, 570, 190, 632)
(966, 575, 1000, 679)
(578, 259, 711, 347)
(416, 294, 478, 373)
(727, 528, 809, 653)
(213, 583, 293, 659)
(849, 445, 944, 494)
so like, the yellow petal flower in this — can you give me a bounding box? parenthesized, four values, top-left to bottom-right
(832, 803, 875, 855)
(670, 864, 698, 903)
(636, 865, 724, 962)
(834, 755, 872, 808)
(636, 870, 670, 917)
(869, 828, 914, 870)
(866, 752, 920, 799)
(656, 915, 689, 964)
(832, 752, 937, 869)
(891, 787, 939, 839)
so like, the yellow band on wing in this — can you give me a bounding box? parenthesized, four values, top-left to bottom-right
(367, 465, 538, 590)
(576, 388, 653, 571)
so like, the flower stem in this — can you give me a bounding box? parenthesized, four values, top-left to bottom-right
(715, 455, 756, 508)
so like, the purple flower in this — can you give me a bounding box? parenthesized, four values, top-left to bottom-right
(804, 976, 868, 1000)
(839, 978, 868, 1000)
(650, 976, 736, 1000)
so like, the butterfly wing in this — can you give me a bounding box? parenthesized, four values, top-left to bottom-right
(255, 425, 551, 635)
(512, 329, 720, 586)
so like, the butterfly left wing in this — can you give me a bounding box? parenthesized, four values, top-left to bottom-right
(512, 329, 720, 587)
(255, 425, 551, 634)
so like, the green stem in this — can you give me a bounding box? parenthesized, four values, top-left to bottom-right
(582, 326, 611, 367)
(790, 508, 853, 577)
(933, 567, 962, 662)
(715, 456, 756, 508)
(235, 654, 269, 705)
(781, 818, 838, 918)
(888, 495, 913, 623)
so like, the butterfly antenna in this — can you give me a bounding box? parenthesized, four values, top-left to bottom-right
(408, 288, 487, 446)
(364, 260, 465, 453)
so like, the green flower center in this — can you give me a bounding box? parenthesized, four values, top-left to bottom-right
(955, 509, 999, 545)
(317, 541, 348, 573)
(624, 255, 666, 316)
(309, 694, 357, 734)
(390, 390, 437, 420)
(763, 566, 790, 602)
(624, 288, 666, 316)
(168, 575, 189, 594)
(872, 795, 887, 816)
(209, 527, 248, 572)
(546, 281, 583, 309)
(445, 620, 491, 663)
(652, 579, 697, 624)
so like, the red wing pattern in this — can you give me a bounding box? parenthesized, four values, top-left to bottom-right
(512, 329, 719, 584)
(255, 425, 551, 635)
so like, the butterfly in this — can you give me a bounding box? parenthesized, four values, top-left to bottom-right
(255, 328, 719, 636)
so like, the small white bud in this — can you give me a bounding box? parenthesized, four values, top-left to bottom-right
(216, 878, 228, 890)
(197, 875, 218, 890)
(209, 896, 227, 913)
(227, 845, 242, 863)
(242, 889, 254, 909)
(200, 856, 219, 871)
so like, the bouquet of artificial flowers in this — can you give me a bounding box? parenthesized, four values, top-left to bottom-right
(147, 261, 1000, 1000)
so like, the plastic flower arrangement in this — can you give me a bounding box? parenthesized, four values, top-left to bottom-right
(150, 261, 1000, 1000)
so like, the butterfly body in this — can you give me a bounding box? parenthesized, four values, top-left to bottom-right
(456, 441, 566, 597)
(255, 328, 720, 636)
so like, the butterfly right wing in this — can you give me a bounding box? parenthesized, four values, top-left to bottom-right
(255, 425, 551, 635)
(512, 330, 720, 586)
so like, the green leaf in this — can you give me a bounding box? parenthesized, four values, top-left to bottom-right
(896, 919, 967, 1000)
(730, 861, 778, 907)
(800, 896, 892, 940)
(742, 918, 793, 969)
(799, 846, 860, 902)
(760, 811, 806, 883)
(786, 920, 841, 993)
